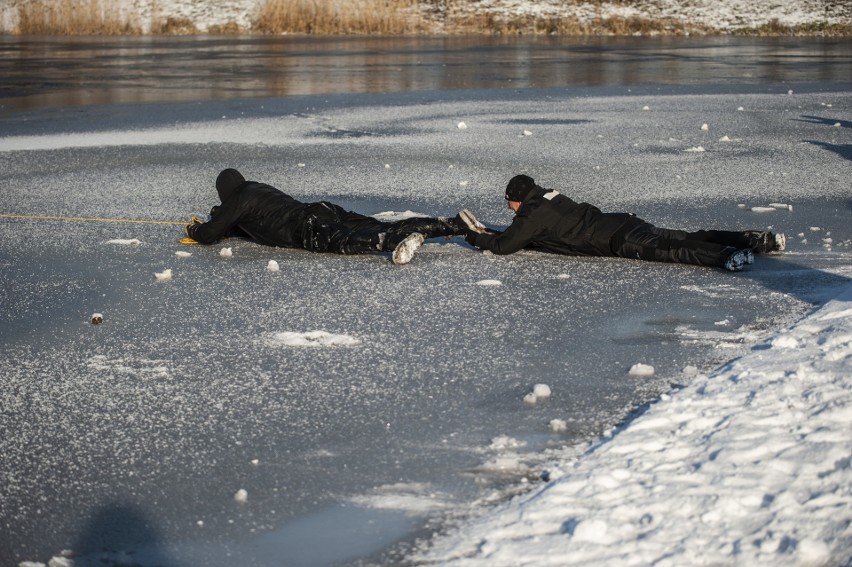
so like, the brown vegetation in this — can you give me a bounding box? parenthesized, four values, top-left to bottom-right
(254, 0, 426, 34)
(16, 0, 140, 35)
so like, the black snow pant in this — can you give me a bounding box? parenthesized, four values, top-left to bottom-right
(300, 202, 460, 254)
(613, 219, 755, 268)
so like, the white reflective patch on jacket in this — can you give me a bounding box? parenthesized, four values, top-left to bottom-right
(543, 190, 560, 200)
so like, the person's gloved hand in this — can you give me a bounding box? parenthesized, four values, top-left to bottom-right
(208, 206, 221, 221)
(185, 215, 203, 237)
(464, 230, 479, 246)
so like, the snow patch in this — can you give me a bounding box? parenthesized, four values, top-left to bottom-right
(268, 331, 361, 348)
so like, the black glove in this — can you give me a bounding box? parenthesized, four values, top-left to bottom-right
(185, 215, 203, 237)
(464, 230, 479, 246)
(209, 206, 221, 220)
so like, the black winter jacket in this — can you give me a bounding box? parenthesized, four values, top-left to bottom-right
(469, 186, 634, 256)
(188, 181, 312, 247)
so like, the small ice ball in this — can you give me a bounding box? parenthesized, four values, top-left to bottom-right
(457, 121, 468, 130)
(267, 260, 280, 272)
(234, 488, 248, 504)
(533, 383, 552, 398)
(549, 419, 568, 433)
(701, 123, 709, 131)
(642, 105, 650, 111)
(629, 363, 655, 377)
(91, 313, 104, 325)
(220, 247, 233, 257)
(523, 393, 538, 405)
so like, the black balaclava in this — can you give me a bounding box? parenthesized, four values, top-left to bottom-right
(505, 174, 538, 202)
(216, 168, 246, 202)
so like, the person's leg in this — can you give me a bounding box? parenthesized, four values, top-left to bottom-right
(616, 224, 744, 269)
(683, 229, 784, 254)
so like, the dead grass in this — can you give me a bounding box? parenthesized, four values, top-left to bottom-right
(16, 0, 141, 35)
(253, 0, 427, 34)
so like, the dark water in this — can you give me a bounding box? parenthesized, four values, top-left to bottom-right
(1, 35, 851, 111)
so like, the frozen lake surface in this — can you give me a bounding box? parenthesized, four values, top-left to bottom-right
(1, 78, 850, 565)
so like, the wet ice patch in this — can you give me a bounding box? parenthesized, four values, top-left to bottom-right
(350, 482, 451, 513)
(269, 331, 361, 347)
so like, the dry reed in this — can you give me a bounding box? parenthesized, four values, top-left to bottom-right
(253, 0, 426, 35)
(16, 0, 140, 35)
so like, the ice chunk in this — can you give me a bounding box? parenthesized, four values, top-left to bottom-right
(718, 135, 731, 142)
(476, 279, 502, 287)
(91, 313, 103, 325)
(107, 238, 141, 245)
(234, 488, 248, 503)
(267, 260, 280, 272)
(701, 123, 709, 131)
(154, 268, 172, 281)
(549, 419, 568, 433)
(523, 392, 538, 404)
(522, 130, 532, 136)
(629, 363, 655, 377)
(533, 383, 552, 398)
(175, 250, 191, 257)
(684, 146, 705, 153)
(457, 121, 467, 130)
(220, 247, 233, 257)
(750, 206, 776, 213)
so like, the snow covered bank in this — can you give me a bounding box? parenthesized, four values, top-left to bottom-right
(418, 284, 852, 566)
(1, 0, 851, 34)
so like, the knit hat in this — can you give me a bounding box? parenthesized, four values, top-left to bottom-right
(216, 168, 246, 202)
(505, 174, 537, 202)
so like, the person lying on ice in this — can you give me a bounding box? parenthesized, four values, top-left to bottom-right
(186, 168, 486, 265)
(459, 174, 785, 272)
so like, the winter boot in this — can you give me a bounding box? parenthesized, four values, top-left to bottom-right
(456, 209, 491, 234)
(744, 231, 785, 254)
(392, 233, 425, 265)
(724, 249, 751, 272)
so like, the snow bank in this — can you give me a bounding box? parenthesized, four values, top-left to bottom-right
(1, 0, 849, 34)
(420, 283, 852, 566)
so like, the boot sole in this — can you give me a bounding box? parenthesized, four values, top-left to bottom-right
(392, 233, 425, 265)
(459, 209, 488, 234)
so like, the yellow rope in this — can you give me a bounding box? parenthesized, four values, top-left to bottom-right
(0, 213, 185, 225)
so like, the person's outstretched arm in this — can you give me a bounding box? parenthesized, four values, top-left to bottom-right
(466, 214, 540, 255)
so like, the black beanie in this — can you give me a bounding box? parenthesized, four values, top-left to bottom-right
(505, 174, 537, 202)
(216, 168, 246, 202)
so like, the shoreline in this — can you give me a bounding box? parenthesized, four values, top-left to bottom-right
(2, 0, 852, 37)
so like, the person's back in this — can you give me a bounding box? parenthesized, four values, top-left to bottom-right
(190, 170, 309, 247)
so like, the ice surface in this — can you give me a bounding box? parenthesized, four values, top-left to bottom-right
(1, 85, 850, 566)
